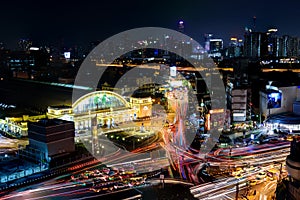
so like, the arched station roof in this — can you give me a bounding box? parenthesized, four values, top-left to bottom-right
(72, 91, 130, 114)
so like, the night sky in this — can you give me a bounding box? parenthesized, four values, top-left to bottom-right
(1, 0, 300, 49)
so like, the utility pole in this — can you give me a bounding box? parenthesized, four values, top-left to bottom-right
(253, 16, 257, 31)
(259, 112, 262, 125)
(235, 182, 239, 200)
(274, 161, 283, 182)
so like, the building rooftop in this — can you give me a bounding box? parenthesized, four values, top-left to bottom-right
(0, 106, 41, 119)
(48, 105, 71, 110)
(33, 118, 73, 127)
(266, 112, 300, 124)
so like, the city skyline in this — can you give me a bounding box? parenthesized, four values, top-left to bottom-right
(1, 0, 300, 49)
(1, 1, 300, 199)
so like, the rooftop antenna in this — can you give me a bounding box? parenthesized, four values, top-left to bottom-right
(268, 81, 273, 86)
(253, 16, 256, 31)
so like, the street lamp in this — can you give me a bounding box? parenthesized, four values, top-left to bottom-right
(274, 161, 283, 182)
(200, 99, 205, 117)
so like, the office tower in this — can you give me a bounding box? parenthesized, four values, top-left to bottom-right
(204, 33, 213, 52)
(244, 31, 268, 58)
(279, 35, 300, 57)
(19, 119, 75, 165)
(227, 37, 243, 58)
(267, 28, 279, 57)
(204, 34, 223, 58)
(18, 39, 32, 51)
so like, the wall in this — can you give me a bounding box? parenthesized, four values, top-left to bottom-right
(260, 86, 298, 117)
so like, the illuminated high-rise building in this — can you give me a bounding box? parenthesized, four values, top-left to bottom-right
(204, 33, 213, 52)
(209, 39, 223, 53)
(204, 33, 223, 58)
(227, 37, 243, 58)
(18, 38, 32, 51)
(267, 28, 279, 57)
(0, 42, 5, 50)
(279, 35, 299, 57)
(244, 31, 268, 58)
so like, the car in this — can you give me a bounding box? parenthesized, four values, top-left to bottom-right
(102, 168, 110, 174)
(256, 172, 266, 180)
(269, 138, 279, 143)
(235, 173, 243, 179)
(113, 183, 128, 190)
(94, 176, 107, 182)
(244, 166, 255, 172)
(249, 180, 257, 186)
(252, 140, 260, 144)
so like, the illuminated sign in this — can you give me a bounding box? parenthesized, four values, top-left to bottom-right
(268, 28, 278, 32)
(170, 80, 182, 87)
(170, 66, 177, 77)
(233, 113, 246, 117)
(209, 109, 224, 114)
(267, 92, 282, 109)
(29, 47, 39, 51)
(233, 112, 246, 121)
(209, 39, 223, 42)
(64, 52, 71, 59)
(205, 114, 210, 131)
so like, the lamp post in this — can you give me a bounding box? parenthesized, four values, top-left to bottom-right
(268, 99, 271, 119)
(200, 99, 205, 117)
(235, 181, 239, 200)
(274, 161, 283, 182)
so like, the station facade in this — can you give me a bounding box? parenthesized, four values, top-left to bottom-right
(47, 91, 152, 132)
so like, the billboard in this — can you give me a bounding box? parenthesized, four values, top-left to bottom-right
(267, 92, 282, 109)
(170, 66, 176, 77)
(233, 112, 246, 122)
(169, 80, 183, 87)
(64, 52, 71, 59)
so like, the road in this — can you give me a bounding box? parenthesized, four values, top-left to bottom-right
(1, 157, 169, 200)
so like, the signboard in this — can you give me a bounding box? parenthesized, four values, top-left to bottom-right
(267, 92, 282, 109)
(64, 52, 71, 59)
(233, 112, 246, 122)
(170, 66, 177, 77)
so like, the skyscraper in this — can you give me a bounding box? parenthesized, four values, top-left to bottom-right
(244, 31, 268, 58)
(227, 37, 243, 58)
(18, 38, 32, 51)
(279, 35, 299, 57)
(267, 28, 279, 57)
(204, 33, 213, 52)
